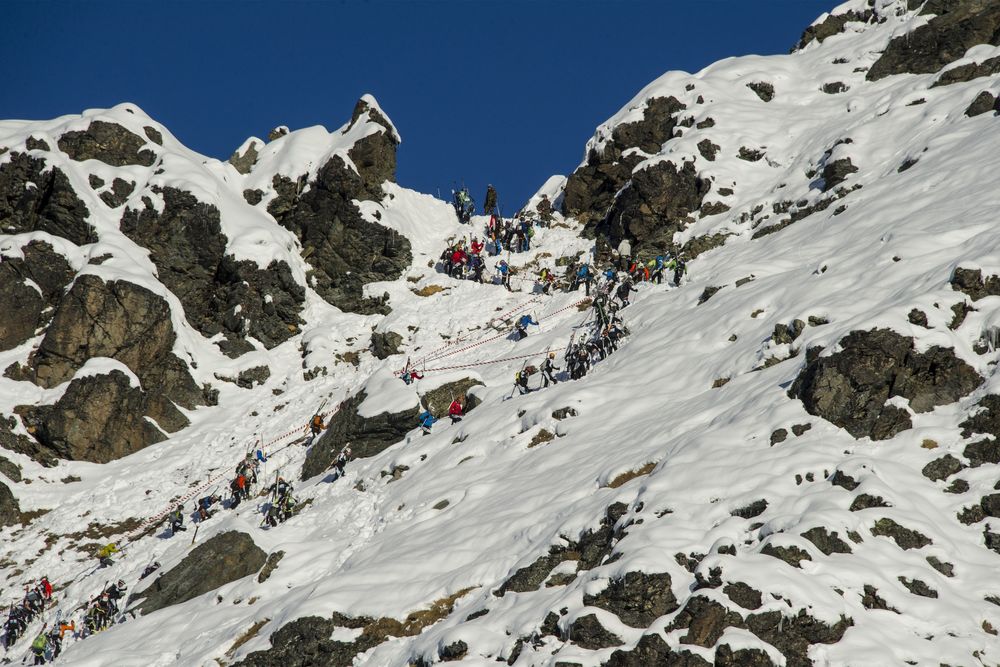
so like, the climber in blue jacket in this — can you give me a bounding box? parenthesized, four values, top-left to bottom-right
(418, 410, 436, 436)
(515, 313, 539, 341)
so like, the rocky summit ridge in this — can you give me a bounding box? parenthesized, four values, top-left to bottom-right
(3, 1, 1000, 665)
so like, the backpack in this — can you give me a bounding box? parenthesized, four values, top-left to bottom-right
(32, 634, 46, 650)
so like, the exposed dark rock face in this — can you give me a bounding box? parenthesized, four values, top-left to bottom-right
(773, 320, 805, 345)
(98, 177, 135, 208)
(496, 503, 629, 596)
(796, 10, 873, 50)
(908, 308, 929, 327)
(257, 550, 285, 583)
(724, 582, 763, 610)
(921, 454, 963, 481)
(697, 138, 720, 161)
(595, 160, 709, 258)
(964, 438, 1000, 467)
(790, 329, 982, 440)
(370, 331, 403, 359)
(899, 577, 938, 598)
(670, 597, 745, 647)
(870, 518, 932, 550)
(562, 96, 686, 225)
(568, 613, 623, 649)
(236, 616, 362, 667)
(850, 493, 889, 511)
(0, 454, 21, 482)
(951, 266, 1000, 301)
(135, 531, 266, 615)
(301, 390, 418, 479)
(761, 543, 812, 567)
(346, 97, 399, 197)
(267, 156, 408, 314)
(583, 571, 678, 628)
(731, 499, 768, 519)
(933, 55, 1000, 86)
(264, 99, 409, 314)
(439, 640, 468, 661)
(746, 82, 775, 102)
(25, 136, 49, 152)
(31, 274, 202, 408)
(867, 1, 1000, 81)
(229, 140, 260, 175)
(966, 90, 1000, 116)
(0, 481, 20, 527)
(0, 152, 96, 245)
(960, 395, 1000, 468)
(121, 186, 304, 355)
(0, 241, 75, 351)
(821, 158, 858, 192)
(821, 81, 849, 94)
(11, 274, 204, 462)
(57, 120, 156, 167)
(800, 527, 852, 555)
(21, 370, 170, 463)
(604, 633, 710, 667)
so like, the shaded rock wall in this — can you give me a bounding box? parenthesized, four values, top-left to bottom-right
(0, 152, 96, 245)
(301, 390, 418, 479)
(120, 186, 304, 356)
(0, 241, 75, 350)
(135, 531, 266, 615)
(790, 329, 981, 439)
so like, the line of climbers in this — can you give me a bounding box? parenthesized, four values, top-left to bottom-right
(2, 407, 349, 659)
(3, 576, 52, 649)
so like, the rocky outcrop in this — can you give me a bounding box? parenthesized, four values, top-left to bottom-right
(346, 97, 399, 198)
(583, 571, 678, 628)
(229, 140, 261, 175)
(563, 96, 686, 226)
(30, 274, 201, 406)
(0, 152, 95, 245)
(20, 370, 171, 463)
(790, 329, 982, 439)
(236, 616, 361, 667)
(135, 531, 266, 615)
(568, 613, 623, 649)
(821, 158, 858, 192)
(966, 90, 1000, 117)
(301, 390, 419, 479)
(0, 241, 75, 350)
(795, 9, 874, 50)
(596, 159, 709, 258)
(867, 1, 1000, 81)
(265, 100, 410, 314)
(10, 274, 205, 462)
(951, 266, 1000, 301)
(0, 481, 19, 527)
(370, 331, 403, 359)
(121, 187, 304, 356)
(604, 633, 710, 667)
(57, 120, 156, 167)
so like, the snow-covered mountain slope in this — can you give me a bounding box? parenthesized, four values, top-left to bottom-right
(4, 0, 1000, 665)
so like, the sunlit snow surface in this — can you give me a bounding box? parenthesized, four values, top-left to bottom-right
(2, 0, 1000, 664)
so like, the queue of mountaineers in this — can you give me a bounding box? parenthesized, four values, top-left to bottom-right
(1, 180, 693, 663)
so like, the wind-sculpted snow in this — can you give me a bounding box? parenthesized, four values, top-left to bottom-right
(3, 1, 1000, 665)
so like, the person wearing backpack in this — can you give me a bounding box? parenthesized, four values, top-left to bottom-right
(497, 260, 512, 291)
(418, 410, 436, 436)
(168, 505, 186, 535)
(30, 630, 47, 665)
(515, 313, 539, 340)
(448, 398, 464, 424)
(484, 184, 498, 215)
(668, 255, 687, 286)
(541, 353, 560, 387)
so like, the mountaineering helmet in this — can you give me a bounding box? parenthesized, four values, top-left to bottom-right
(117, 580, 125, 588)
(549, 352, 555, 359)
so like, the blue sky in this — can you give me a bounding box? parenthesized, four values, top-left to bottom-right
(3, 1, 835, 210)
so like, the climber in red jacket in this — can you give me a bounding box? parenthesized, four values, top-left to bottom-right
(448, 398, 464, 424)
